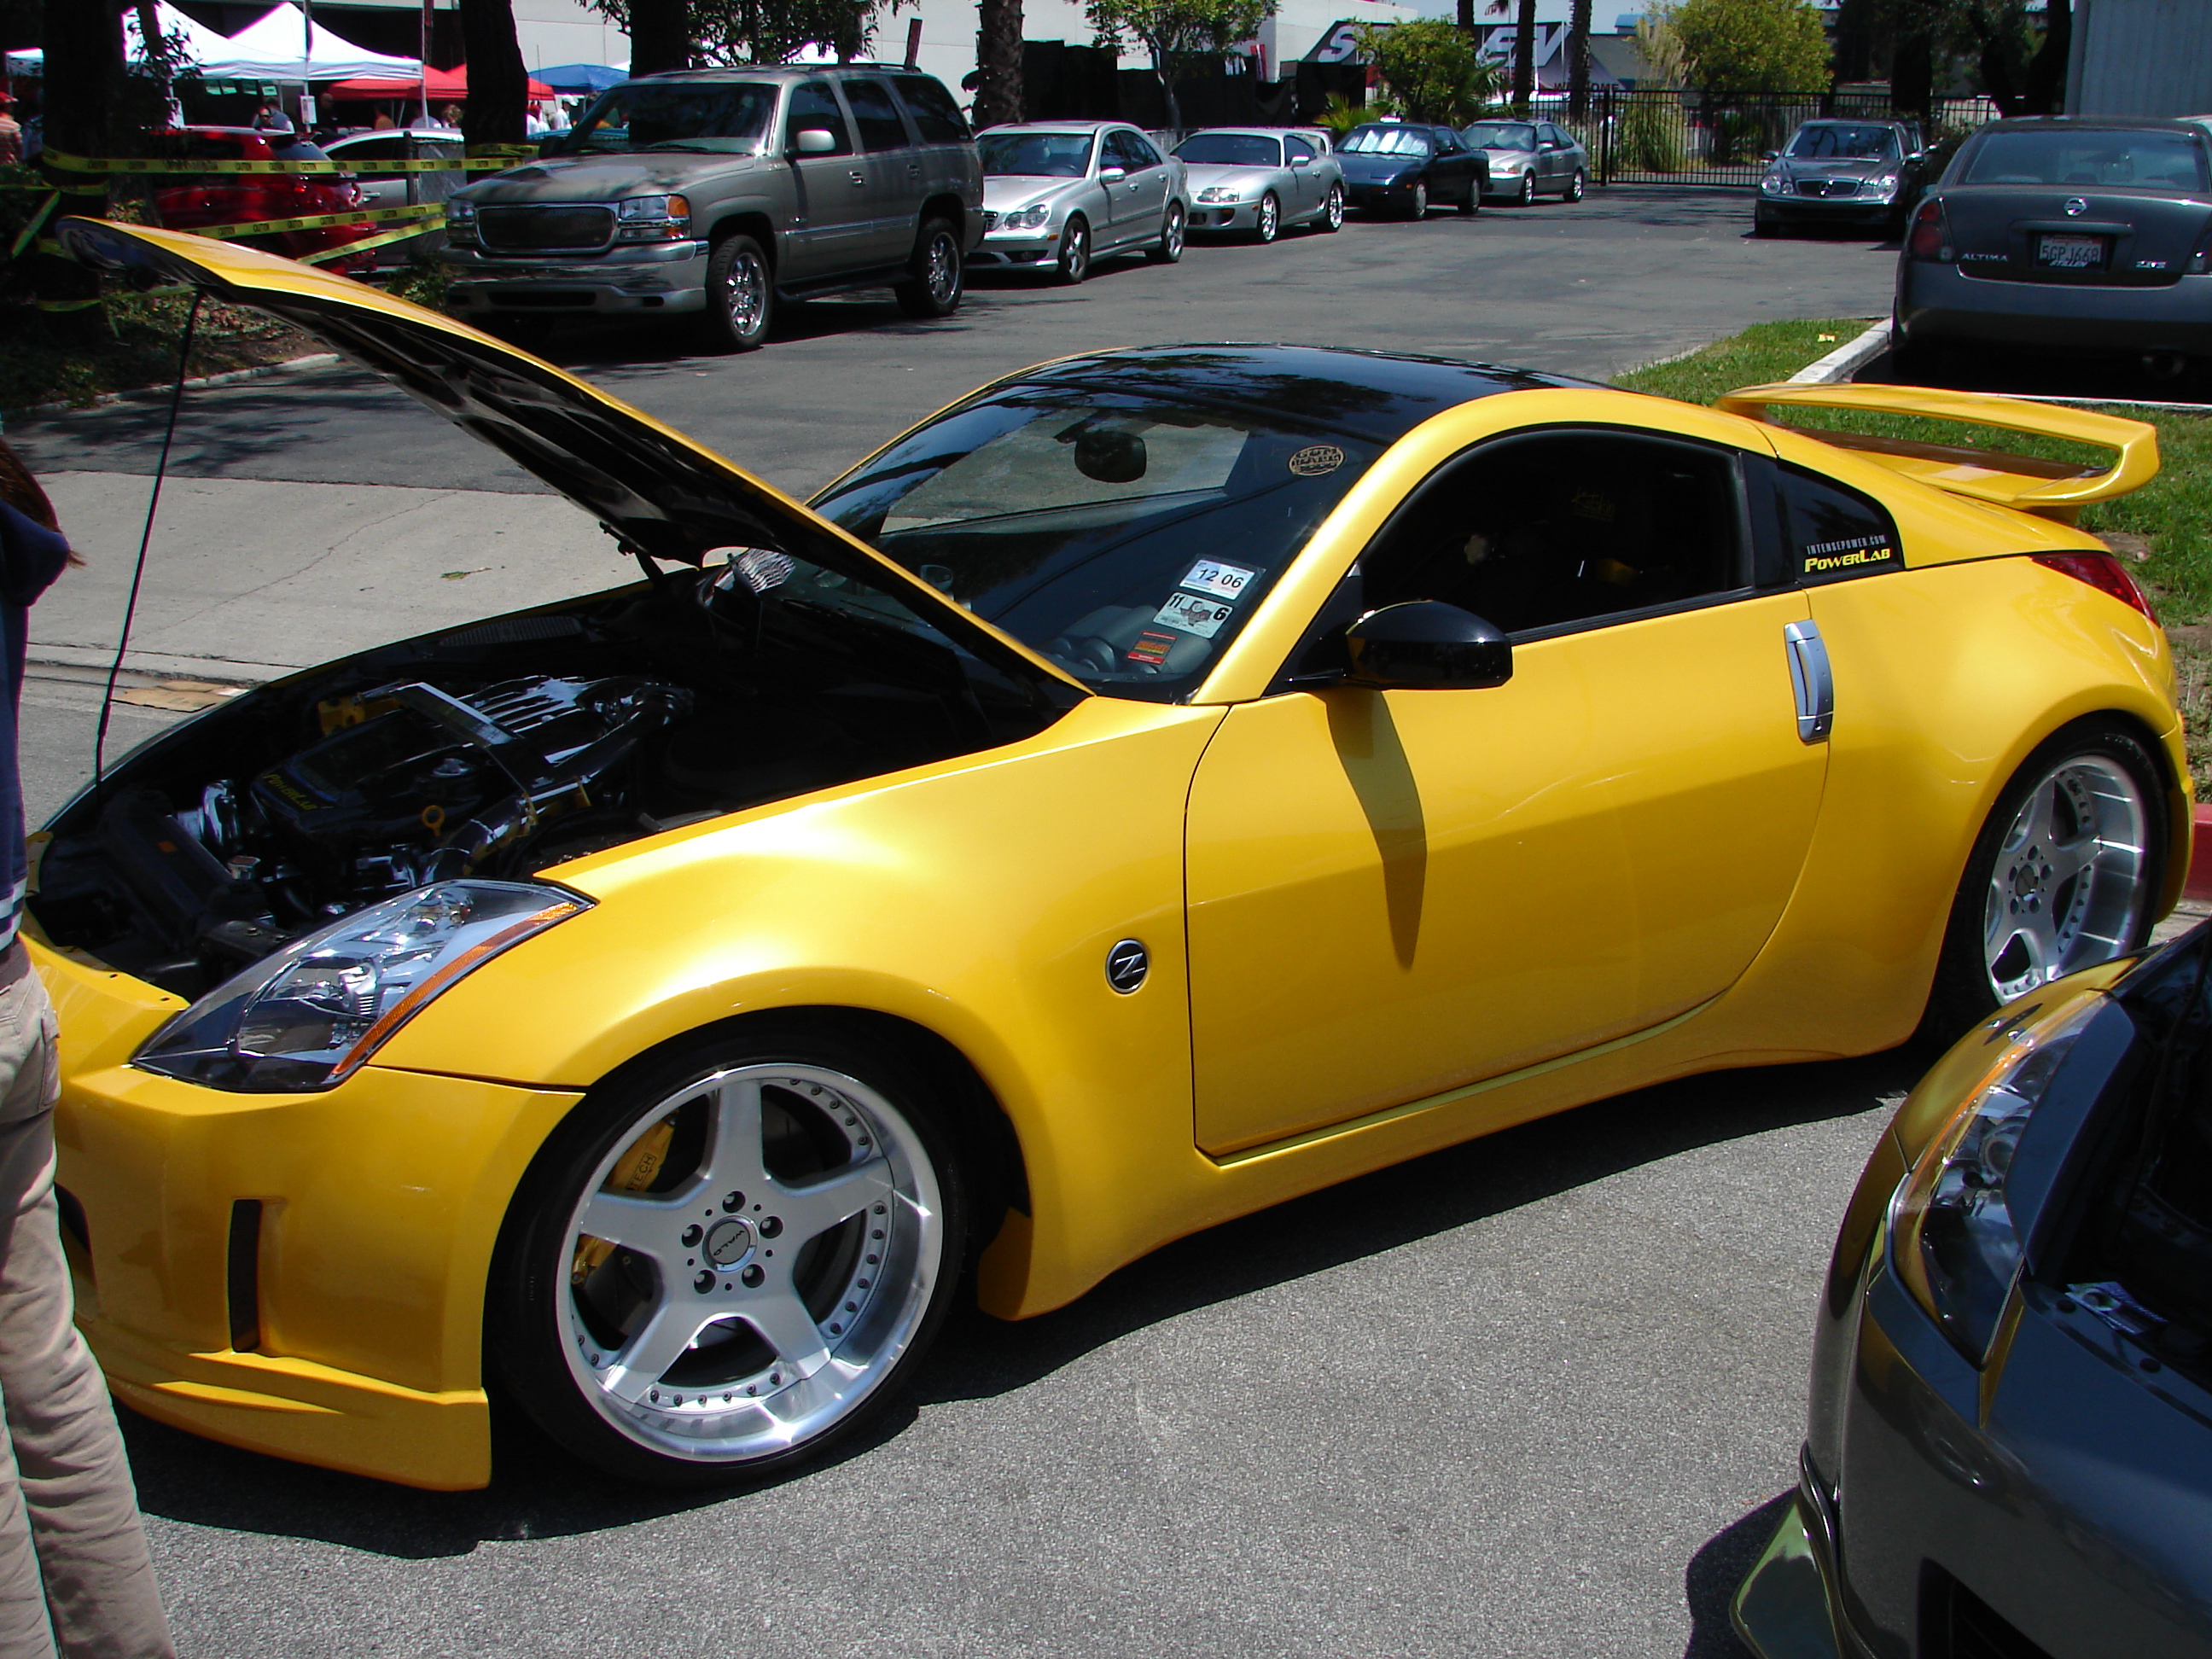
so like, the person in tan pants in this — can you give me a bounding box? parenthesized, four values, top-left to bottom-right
(0, 444, 176, 1659)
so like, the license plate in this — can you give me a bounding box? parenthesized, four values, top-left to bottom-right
(2036, 232, 2105, 269)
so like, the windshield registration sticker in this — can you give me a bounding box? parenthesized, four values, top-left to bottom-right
(1289, 444, 1344, 476)
(1179, 559, 1257, 602)
(1155, 591, 1236, 638)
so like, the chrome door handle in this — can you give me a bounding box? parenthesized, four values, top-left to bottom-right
(1784, 620, 1834, 743)
(848, 169, 865, 185)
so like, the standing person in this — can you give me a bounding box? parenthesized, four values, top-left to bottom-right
(0, 93, 20, 166)
(250, 98, 294, 135)
(0, 445, 177, 1659)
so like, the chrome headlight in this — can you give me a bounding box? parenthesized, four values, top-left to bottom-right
(1869, 172, 1901, 198)
(1490, 157, 1525, 174)
(445, 196, 478, 242)
(1196, 185, 1241, 203)
(1003, 202, 1051, 230)
(616, 193, 691, 242)
(1759, 172, 1789, 195)
(135, 881, 591, 1092)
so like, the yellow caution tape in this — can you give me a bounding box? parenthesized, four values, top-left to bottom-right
(297, 216, 445, 263)
(9, 191, 56, 259)
(166, 199, 444, 243)
(39, 146, 534, 178)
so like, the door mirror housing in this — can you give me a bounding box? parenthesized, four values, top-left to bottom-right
(792, 127, 838, 155)
(1343, 602, 1511, 690)
(1098, 165, 1126, 183)
(1759, 148, 1778, 161)
(1290, 154, 1310, 167)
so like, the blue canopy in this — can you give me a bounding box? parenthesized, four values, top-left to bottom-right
(533, 62, 627, 94)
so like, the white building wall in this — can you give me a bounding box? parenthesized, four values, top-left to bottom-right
(2067, 0, 2212, 117)
(509, 0, 632, 71)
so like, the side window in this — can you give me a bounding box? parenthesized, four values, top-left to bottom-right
(1117, 131, 1163, 169)
(1355, 431, 1747, 637)
(1777, 463, 1902, 584)
(786, 80, 853, 156)
(1285, 135, 1316, 164)
(893, 74, 969, 143)
(842, 77, 911, 152)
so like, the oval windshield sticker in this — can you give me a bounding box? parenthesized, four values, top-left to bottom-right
(1289, 444, 1344, 477)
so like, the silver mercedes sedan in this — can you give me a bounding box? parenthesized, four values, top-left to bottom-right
(1462, 117, 1591, 205)
(969, 121, 1190, 283)
(1172, 127, 1346, 242)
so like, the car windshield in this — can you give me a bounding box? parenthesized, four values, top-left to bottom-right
(811, 380, 1382, 701)
(1786, 125, 1899, 160)
(980, 131, 1095, 177)
(1175, 133, 1281, 166)
(1341, 125, 1432, 156)
(564, 82, 779, 153)
(1462, 122, 1535, 151)
(1961, 128, 2209, 190)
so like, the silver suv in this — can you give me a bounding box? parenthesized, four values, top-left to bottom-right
(440, 66, 981, 351)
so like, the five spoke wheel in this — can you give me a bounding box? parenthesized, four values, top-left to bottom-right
(1980, 756, 2151, 1003)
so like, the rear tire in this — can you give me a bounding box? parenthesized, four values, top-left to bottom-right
(699, 234, 772, 352)
(1055, 217, 1091, 284)
(1921, 719, 2168, 1042)
(1145, 201, 1186, 263)
(1457, 183, 1478, 215)
(1565, 168, 1586, 202)
(1406, 180, 1429, 219)
(1318, 183, 1344, 231)
(894, 217, 963, 318)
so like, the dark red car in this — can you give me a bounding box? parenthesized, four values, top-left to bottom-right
(147, 127, 377, 273)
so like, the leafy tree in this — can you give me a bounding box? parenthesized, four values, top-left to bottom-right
(1356, 20, 1500, 126)
(1670, 0, 1831, 92)
(1862, 0, 2069, 117)
(1084, 0, 1275, 134)
(590, 0, 887, 67)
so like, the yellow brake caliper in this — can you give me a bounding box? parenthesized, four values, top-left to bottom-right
(571, 1117, 676, 1286)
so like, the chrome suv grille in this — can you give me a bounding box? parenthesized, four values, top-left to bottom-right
(1797, 178, 1860, 198)
(477, 204, 617, 253)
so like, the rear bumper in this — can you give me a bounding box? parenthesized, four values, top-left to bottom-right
(441, 238, 711, 315)
(1900, 262, 2212, 354)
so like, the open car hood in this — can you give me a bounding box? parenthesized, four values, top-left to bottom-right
(57, 218, 1090, 706)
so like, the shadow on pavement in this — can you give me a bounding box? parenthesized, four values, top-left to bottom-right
(1683, 1491, 1793, 1658)
(119, 1045, 1916, 1559)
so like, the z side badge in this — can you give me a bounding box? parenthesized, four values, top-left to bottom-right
(1179, 558, 1257, 602)
(1155, 591, 1235, 639)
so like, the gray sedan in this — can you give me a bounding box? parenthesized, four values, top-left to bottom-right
(1462, 118, 1589, 205)
(1172, 127, 1345, 242)
(969, 121, 1189, 283)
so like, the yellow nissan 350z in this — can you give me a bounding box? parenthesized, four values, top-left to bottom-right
(38, 220, 2188, 1489)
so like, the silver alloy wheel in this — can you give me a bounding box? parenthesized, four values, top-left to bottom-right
(1256, 192, 1279, 242)
(1324, 183, 1344, 230)
(1058, 219, 1089, 282)
(724, 247, 766, 338)
(1161, 202, 1185, 259)
(1411, 180, 1428, 218)
(1517, 172, 1536, 206)
(556, 1062, 945, 1464)
(923, 228, 958, 304)
(1981, 755, 2151, 1002)
(1567, 167, 1586, 202)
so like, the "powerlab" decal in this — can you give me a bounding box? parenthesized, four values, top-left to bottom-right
(1802, 533, 1899, 576)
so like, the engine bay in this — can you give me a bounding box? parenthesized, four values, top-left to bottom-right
(30, 562, 1061, 999)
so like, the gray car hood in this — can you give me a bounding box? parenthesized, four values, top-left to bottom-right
(460, 149, 767, 204)
(981, 176, 1090, 212)
(1772, 154, 1898, 180)
(1181, 163, 1283, 189)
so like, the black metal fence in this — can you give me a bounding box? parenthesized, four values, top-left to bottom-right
(1559, 88, 2000, 189)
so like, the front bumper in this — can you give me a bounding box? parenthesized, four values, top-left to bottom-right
(37, 940, 581, 1490)
(440, 237, 711, 316)
(1758, 190, 1901, 224)
(1345, 181, 1418, 210)
(1190, 201, 1260, 230)
(1900, 261, 2212, 354)
(967, 229, 1057, 268)
(1733, 1456, 1851, 1659)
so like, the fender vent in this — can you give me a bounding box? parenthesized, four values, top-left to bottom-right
(226, 1200, 263, 1353)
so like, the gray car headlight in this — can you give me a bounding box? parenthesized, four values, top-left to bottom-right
(1869, 173, 1901, 198)
(1196, 186, 1241, 202)
(1490, 157, 1525, 174)
(1003, 203, 1051, 230)
(445, 196, 478, 242)
(134, 880, 591, 1092)
(1759, 172, 1789, 195)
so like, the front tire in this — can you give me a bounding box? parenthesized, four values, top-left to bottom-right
(699, 234, 772, 352)
(1146, 201, 1186, 263)
(491, 1022, 970, 1487)
(1923, 720, 2167, 1039)
(1055, 216, 1091, 284)
(1516, 172, 1536, 206)
(1318, 183, 1344, 231)
(894, 217, 963, 318)
(1406, 180, 1429, 219)
(1254, 191, 1280, 243)
(1458, 182, 1479, 215)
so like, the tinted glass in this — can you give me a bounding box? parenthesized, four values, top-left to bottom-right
(332, 135, 408, 164)
(812, 381, 1383, 701)
(787, 80, 853, 155)
(1176, 133, 1281, 166)
(1342, 125, 1432, 155)
(1126, 132, 1163, 166)
(566, 82, 779, 154)
(1357, 432, 1743, 634)
(1464, 121, 1534, 150)
(1109, 131, 1161, 169)
(1787, 123, 1901, 160)
(1284, 135, 1316, 163)
(979, 131, 1093, 176)
(1963, 127, 2209, 190)
(892, 74, 969, 143)
(842, 77, 910, 152)
(1778, 463, 1901, 583)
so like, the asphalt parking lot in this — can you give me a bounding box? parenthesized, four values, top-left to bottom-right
(9, 186, 1923, 1658)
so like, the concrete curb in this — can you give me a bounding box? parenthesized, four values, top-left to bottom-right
(1, 353, 343, 430)
(25, 643, 293, 686)
(1788, 318, 1893, 385)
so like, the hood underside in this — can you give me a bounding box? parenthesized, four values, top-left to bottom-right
(56, 218, 1086, 703)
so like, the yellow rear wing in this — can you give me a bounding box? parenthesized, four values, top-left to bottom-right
(1715, 381, 2159, 520)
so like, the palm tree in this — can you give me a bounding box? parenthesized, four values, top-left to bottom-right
(1568, 0, 1591, 121)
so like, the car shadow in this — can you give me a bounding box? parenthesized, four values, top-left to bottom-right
(119, 1045, 1917, 1558)
(1683, 1491, 1794, 1657)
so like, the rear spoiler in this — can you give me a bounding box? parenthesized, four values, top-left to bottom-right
(1715, 381, 2159, 520)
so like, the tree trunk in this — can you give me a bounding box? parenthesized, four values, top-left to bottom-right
(1567, 0, 1589, 120)
(1510, 0, 1535, 115)
(457, 0, 527, 148)
(1456, 0, 1474, 33)
(35, 0, 119, 335)
(1889, 19, 1933, 125)
(1155, 52, 1181, 136)
(973, 0, 1024, 128)
(2025, 0, 2069, 114)
(626, 0, 688, 76)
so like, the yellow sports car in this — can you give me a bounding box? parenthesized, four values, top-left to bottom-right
(39, 219, 2186, 1490)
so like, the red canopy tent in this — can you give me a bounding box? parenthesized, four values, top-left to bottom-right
(325, 65, 556, 100)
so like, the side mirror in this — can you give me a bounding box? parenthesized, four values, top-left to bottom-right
(792, 127, 837, 155)
(1759, 148, 1778, 161)
(1290, 154, 1310, 167)
(1099, 164, 1126, 183)
(1343, 602, 1511, 690)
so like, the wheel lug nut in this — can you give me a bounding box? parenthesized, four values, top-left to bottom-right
(741, 1265, 765, 1288)
(695, 1270, 715, 1292)
(759, 1216, 783, 1238)
(722, 1191, 744, 1212)
(681, 1225, 702, 1248)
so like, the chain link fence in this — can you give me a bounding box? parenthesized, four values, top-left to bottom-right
(1552, 89, 2000, 189)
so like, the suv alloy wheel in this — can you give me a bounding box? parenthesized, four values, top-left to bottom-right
(896, 218, 964, 318)
(701, 234, 772, 352)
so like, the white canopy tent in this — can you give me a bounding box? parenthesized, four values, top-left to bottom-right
(5, 2, 239, 74)
(201, 3, 421, 81)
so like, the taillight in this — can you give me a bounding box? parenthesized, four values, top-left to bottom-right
(2190, 214, 2212, 274)
(1907, 195, 1953, 262)
(2034, 551, 2152, 616)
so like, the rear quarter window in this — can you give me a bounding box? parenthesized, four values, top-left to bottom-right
(1777, 463, 1902, 585)
(892, 75, 969, 143)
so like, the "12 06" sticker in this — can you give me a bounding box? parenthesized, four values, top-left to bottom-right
(1179, 558, 1257, 602)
